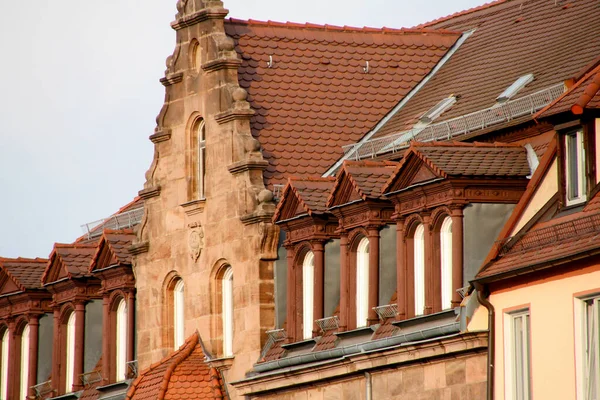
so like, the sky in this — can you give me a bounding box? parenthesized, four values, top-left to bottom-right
(0, 0, 489, 259)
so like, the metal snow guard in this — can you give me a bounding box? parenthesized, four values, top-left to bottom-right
(315, 315, 340, 332)
(32, 380, 53, 398)
(343, 82, 565, 161)
(81, 207, 144, 239)
(374, 303, 399, 320)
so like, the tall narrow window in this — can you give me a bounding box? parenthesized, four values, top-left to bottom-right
(565, 130, 587, 205)
(222, 267, 234, 356)
(302, 252, 315, 339)
(173, 280, 185, 349)
(414, 225, 425, 316)
(1, 330, 8, 400)
(575, 296, 600, 400)
(505, 310, 531, 400)
(356, 238, 370, 328)
(440, 217, 453, 310)
(115, 299, 127, 381)
(65, 313, 76, 392)
(20, 324, 29, 400)
(198, 121, 206, 200)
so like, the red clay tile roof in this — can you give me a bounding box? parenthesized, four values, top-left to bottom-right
(126, 332, 225, 400)
(327, 160, 398, 207)
(79, 358, 103, 400)
(224, 19, 461, 187)
(273, 177, 335, 221)
(43, 243, 98, 284)
(0, 258, 47, 291)
(372, 0, 600, 140)
(476, 190, 600, 281)
(536, 63, 600, 118)
(312, 328, 338, 352)
(383, 141, 530, 193)
(90, 229, 136, 272)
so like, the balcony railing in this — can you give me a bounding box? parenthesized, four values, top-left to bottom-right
(126, 360, 139, 379)
(315, 315, 340, 332)
(81, 206, 144, 239)
(31, 380, 53, 399)
(80, 370, 102, 387)
(373, 304, 398, 320)
(343, 82, 565, 161)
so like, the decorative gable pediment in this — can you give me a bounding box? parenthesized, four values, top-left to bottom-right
(42, 253, 68, 285)
(327, 170, 362, 208)
(384, 150, 444, 194)
(0, 270, 21, 295)
(274, 184, 307, 222)
(90, 240, 119, 273)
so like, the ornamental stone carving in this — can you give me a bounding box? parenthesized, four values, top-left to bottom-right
(189, 226, 204, 261)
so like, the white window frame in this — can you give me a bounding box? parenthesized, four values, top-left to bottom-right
(65, 312, 76, 392)
(173, 280, 185, 349)
(20, 324, 29, 400)
(574, 294, 600, 400)
(1, 329, 9, 400)
(115, 299, 127, 381)
(565, 130, 587, 206)
(302, 252, 315, 339)
(504, 309, 531, 400)
(356, 238, 370, 328)
(440, 217, 453, 310)
(222, 267, 234, 356)
(414, 225, 425, 316)
(198, 120, 206, 200)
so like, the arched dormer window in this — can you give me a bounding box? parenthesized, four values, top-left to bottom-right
(440, 217, 453, 310)
(1, 328, 8, 400)
(356, 237, 370, 328)
(222, 266, 234, 356)
(302, 252, 315, 339)
(197, 120, 206, 200)
(115, 299, 127, 381)
(414, 224, 425, 316)
(65, 312, 76, 392)
(173, 279, 185, 349)
(20, 324, 30, 400)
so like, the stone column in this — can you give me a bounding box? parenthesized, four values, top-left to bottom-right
(312, 241, 325, 336)
(27, 315, 40, 399)
(339, 232, 349, 331)
(72, 302, 86, 391)
(396, 218, 406, 320)
(367, 226, 380, 325)
(101, 295, 110, 385)
(51, 309, 60, 394)
(127, 290, 136, 366)
(451, 207, 464, 307)
(285, 246, 297, 341)
(423, 214, 433, 315)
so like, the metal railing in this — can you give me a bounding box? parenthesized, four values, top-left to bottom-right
(260, 328, 287, 360)
(373, 304, 398, 320)
(315, 315, 340, 332)
(343, 82, 565, 161)
(497, 212, 600, 256)
(126, 360, 139, 379)
(272, 184, 285, 201)
(31, 380, 53, 399)
(81, 206, 145, 239)
(80, 370, 102, 387)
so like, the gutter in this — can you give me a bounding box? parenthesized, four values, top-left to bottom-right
(474, 283, 494, 400)
(322, 29, 475, 177)
(252, 322, 460, 374)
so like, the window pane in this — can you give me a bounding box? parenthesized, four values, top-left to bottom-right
(20, 325, 30, 400)
(414, 225, 425, 316)
(567, 133, 580, 199)
(440, 217, 453, 309)
(116, 300, 127, 381)
(1, 330, 9, 400)
(356, 238, 369, 328)
(222, 267, 234, 356)
(302, 252, 314, 339)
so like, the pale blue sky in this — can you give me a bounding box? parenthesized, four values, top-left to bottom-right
(0, 0, 489, 258)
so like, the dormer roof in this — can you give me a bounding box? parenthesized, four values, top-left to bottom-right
(89, 229, 136, 273)
(273, 177, 335, 223)
(0, 258, 47, 294)
(383, 141, 530, 194)
(43, 243, 98, 285)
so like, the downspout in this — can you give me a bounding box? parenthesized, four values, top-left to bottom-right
(364, 372, 372, 400)
(474, 282, 494, 400)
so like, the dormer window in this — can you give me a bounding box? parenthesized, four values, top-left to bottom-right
(355, 238, 370, 328)
(302, 252, 314, 339)
(419, 96, 457, 124)
(565, 129, 587, 206)
(496, 74, 534, 103)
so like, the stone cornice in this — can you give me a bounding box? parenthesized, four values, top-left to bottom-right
(170, 8, 229, 31)
(227, 160, 269, 175)
(181, 199, 206, 216)
(240, 212, 274, 226)
(128, 241, 149, 256)
(201, 58, 243, 73)
(138, 186, 161, 200)
(160, 72, 184, 87)
(215, 108, 255, 124)
(149, 129, 172, 144)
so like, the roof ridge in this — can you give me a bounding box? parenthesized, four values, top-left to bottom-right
(417, 0, 510, 28)
(225, 17, 461, 35)
(289, 176, 336, 183)
(54, 243, 98, 249)
(411, 140, 523, 148)
(0, 257, 48, 263)
(572, 69, 600, 114)
(343, 159, 397, 168)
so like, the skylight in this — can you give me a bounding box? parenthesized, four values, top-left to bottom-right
(419, 96, 457, 123)
(496, 74, 534, 103)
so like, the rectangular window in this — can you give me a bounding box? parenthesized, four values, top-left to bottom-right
(504, 309, 531, 400)
(575, 296, 600, 400)
(565, 130, 587, 206)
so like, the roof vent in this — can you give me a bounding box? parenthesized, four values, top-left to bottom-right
(419, 96, 457, 124)
(496, 73, 534, 103)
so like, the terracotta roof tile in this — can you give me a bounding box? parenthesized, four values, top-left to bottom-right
(43, 243, 98, 284)
(371, 318, 398, 340)
(0, 257, 47, 290)
(373, 0, 600, 140)
(224, 19, 461, 187)
(127, 332, 225, 400)
(312, 329, 338, 352)
(89, 229, 136, 272)
(79, 357, 103, 400)
(260, 339, 286, 362)
(273, 177, 336, 221)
